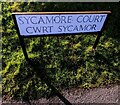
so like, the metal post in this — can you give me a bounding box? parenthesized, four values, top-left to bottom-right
(92, 32, 102, 50)
(12, 14, 29, 62)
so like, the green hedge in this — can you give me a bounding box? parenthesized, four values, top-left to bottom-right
(2, 2, 120, 101)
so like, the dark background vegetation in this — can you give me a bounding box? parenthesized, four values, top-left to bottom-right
(2, 2, 120, 101)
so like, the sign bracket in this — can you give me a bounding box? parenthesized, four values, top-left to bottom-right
(12, 11, 111, 105)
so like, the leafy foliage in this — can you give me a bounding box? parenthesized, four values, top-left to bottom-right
(2, 2, 120, 101)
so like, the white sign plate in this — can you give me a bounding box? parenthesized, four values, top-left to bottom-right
(15, 14, 108, 36)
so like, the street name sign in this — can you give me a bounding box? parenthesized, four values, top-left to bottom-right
(12, 11, 111, 36)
